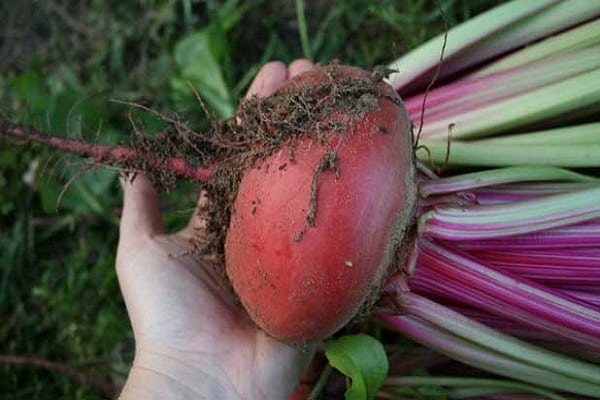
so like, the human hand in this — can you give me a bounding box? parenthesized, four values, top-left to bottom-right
(116, 60, 316, 400)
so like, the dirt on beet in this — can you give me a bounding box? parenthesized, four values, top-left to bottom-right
(191, 63, 399, 261)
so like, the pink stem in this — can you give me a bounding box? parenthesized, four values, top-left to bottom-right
(2, 119, 215, 182)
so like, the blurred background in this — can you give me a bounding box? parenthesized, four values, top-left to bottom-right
(0, 1, 500, 398)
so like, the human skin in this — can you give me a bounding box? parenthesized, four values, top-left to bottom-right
(117, 60, 316, 400)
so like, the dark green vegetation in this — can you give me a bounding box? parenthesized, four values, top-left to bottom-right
(0, 1, 501, 398)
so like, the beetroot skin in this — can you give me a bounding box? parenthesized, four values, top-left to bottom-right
(225, 65, 416, 343)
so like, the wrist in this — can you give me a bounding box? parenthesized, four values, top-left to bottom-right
(119, 336, 316, 400)
(120, 351, 241, 400)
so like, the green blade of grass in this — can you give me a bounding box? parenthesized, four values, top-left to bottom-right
(295, 0, 313, 60)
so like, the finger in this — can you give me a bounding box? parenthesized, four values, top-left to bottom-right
(288, 59, 314, 78)
(180, 189, 210, 241)
(118, 173, 164, 249)
(245, 61, 288, 99)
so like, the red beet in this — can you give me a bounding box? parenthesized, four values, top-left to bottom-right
(225, 65, 416, 343)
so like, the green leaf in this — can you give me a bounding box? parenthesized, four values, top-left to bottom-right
(39, 167, 117, 217)
(172, 28, 234, 118)
(10, 71, 48, 114)
(325, 334, 389, 400)
(45, 91, 107, 137)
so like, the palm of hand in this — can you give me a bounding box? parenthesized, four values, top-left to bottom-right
(118, 228, 312, 398)
(116, 60, 315, 399)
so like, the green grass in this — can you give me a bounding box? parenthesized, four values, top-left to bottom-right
(0, 1, 501, 398)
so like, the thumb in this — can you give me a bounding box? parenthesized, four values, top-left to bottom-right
(245, 61, 287, 99)
(118, 173, 164, 250)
